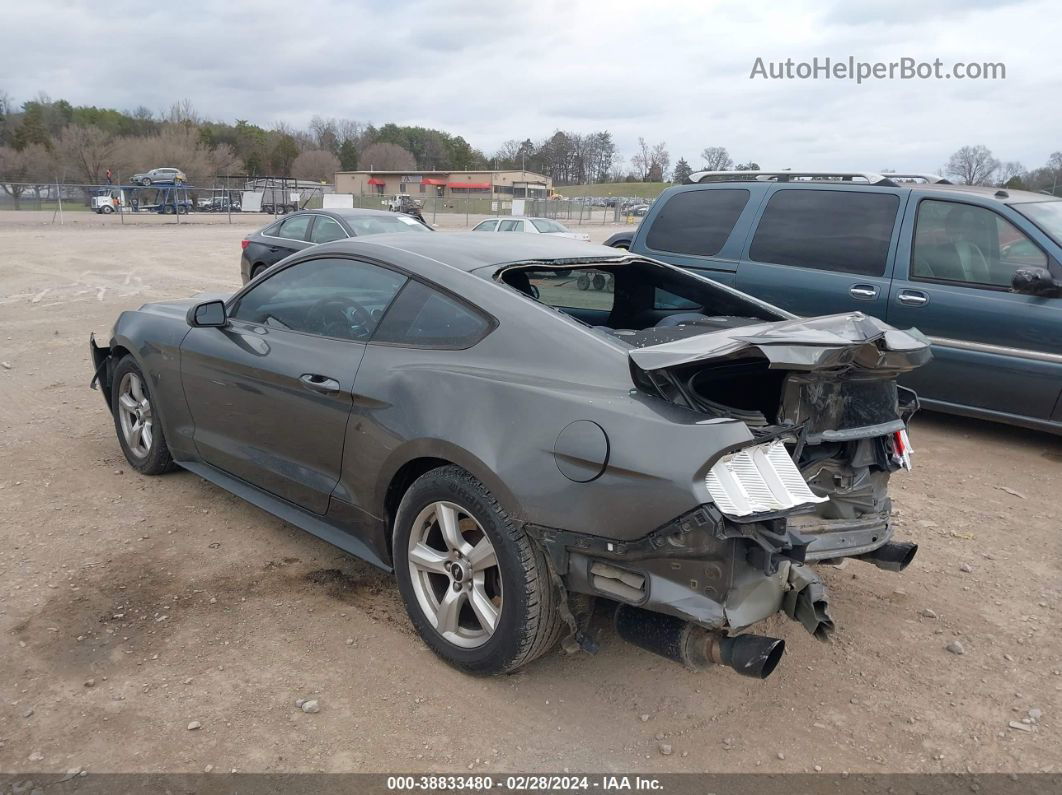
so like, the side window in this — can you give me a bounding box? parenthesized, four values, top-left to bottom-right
(646, 189, 750, 257)
(310, 216, 347, 244)
(473, 220, 499, 232)
(374, 281, 491, 348)
(749, 189, 899, 276)
(276, 214, 313, 241)
(912, 200, 1048, 287)
(498, 220, 521, 232)
(520, 269, 615, 311)
(263, 220, 283, 236)
(654, 288, 701, 310)
(232, 258, 407, 341)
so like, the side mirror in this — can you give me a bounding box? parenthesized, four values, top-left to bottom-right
(187, 300, 228, 327)
(1012, 267, 1062, 298)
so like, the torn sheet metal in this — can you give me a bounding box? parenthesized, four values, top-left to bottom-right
(628, 312, 932, 373)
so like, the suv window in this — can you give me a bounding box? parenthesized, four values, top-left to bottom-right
(310, 215, 347, 244)
(374, 281, 491, 348)
(646, 189, 750, 257)
(276, 214, 312, 241)
(912, 200, 1048, 287)
(232, 257, 406, 341)
(749, 189, 899, 276)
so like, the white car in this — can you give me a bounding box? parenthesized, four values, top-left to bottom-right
(472, 216, 591, 242)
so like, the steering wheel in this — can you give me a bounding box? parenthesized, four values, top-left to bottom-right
(306, 296, 373, 339)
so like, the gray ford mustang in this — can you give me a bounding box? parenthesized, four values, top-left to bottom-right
(90, 233, 930, 678)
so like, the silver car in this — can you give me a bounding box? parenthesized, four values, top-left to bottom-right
(131, 167, 187, 186)
(473, 216, 591, 242)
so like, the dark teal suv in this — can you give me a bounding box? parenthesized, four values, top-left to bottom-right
(607, 171, 1062, 433)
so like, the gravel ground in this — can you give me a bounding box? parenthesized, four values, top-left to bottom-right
(0, 212, 1059, 775)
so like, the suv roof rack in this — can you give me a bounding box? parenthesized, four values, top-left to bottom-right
(686, 170, 952, 187)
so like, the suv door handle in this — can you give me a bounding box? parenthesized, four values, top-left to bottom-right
(897, 290, 929, 307)
(299, 373, 340, 394)
(849, 284, 878, 299)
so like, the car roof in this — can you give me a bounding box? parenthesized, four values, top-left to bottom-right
(308, 231, 618, 273)
(688, 179, 1058, 206)
(477, 216, 561, 223)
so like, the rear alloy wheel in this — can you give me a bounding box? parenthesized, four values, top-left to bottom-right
(394, 466, 563, 674)
(111, 356, 177, 475)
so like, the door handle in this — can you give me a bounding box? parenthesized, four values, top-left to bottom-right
(897, 290, 929, 307)
(299, 373, 340, 394)
(849, 284, 878, 299)
(268, 246, 281, 253)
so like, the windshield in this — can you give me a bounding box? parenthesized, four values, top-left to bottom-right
(1015, 201, 1062, 246)
(347, 215, 430, 235)
(531, 218, 569, 234)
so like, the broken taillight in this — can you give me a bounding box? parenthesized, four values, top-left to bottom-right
(893, 429, 913, 471)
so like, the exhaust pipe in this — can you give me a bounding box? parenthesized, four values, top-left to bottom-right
(613, 605, 785, 679)
(855, 541, 918, 572)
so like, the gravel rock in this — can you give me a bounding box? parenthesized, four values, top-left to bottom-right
(28, 751, 44, 762)
(84, 679, 96, 688)
(1028, 708, 1042, 722)
(23, 708, 34, 718)
(777, 752, 785, 760)
(187, 721, 202, 730)
(295, 698, 306, 708)
(920, 608, 938, 619)
(301, 699, 320, 714)
(1008, 721, 1033, 732)
(639, 713, 650, 722)
(658, 743, 673, 756)
(946, 640, 966, 655)
(959, 563, 974, 573)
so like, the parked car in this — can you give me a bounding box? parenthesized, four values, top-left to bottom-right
(131, 167, 186, 186)
(606, 171, 1062, 433)
(91, 233, 927, 677)
(472, 216, 591, 242)
(240, 208, 431, 283)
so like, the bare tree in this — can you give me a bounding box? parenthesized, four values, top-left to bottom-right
(55, 125, 123, 183)
(700, 146, 733, 171)
(649, 141, 670, 182)
(943, 145, 1000, 185)
(630, 137, 651, 180)
(292, 149, 341, 182)
(996, 161, 1025, 186)
(0, 144, 54, 206)
(360, 142, 416, 171)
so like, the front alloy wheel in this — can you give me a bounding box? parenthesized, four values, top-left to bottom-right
(407, 501, 502, 648)
(117, 371, 153, 459)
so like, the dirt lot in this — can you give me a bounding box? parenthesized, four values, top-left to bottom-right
(1, 211, 1060, 775)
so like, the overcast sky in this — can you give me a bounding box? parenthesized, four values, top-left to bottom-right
(4, 0, 1059, 173)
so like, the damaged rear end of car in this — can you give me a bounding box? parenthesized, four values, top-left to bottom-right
(543, 301, 932, 678)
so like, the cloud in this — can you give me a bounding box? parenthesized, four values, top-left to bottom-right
(1, 0, 1059, 172)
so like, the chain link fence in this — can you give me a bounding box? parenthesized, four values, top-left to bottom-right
(0, 180, 645, 228)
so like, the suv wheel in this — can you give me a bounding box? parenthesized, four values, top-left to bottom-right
(393, 466, 563, 674)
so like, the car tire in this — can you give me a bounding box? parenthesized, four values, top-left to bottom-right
(101, 205, 114, 214)
(110, 356, 177, 476)
(393, 465, 564, 675)
(141, 177, 151, 186)
(251, 264, 266, 279)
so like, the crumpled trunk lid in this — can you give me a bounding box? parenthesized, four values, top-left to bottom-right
(628, 312, 932, 374)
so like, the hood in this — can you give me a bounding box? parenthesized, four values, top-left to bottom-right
(548, 231, 592, 242)
(628, 312, 932, 373)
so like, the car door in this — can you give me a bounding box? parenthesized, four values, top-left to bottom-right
(633, 186, 759, 288)
(888, 195, 1062, 423)
(180, 256, 408, 514)
(498, 219, 525, 232)
(261, 213, 316, 266)
(734, 185, 907, 317)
